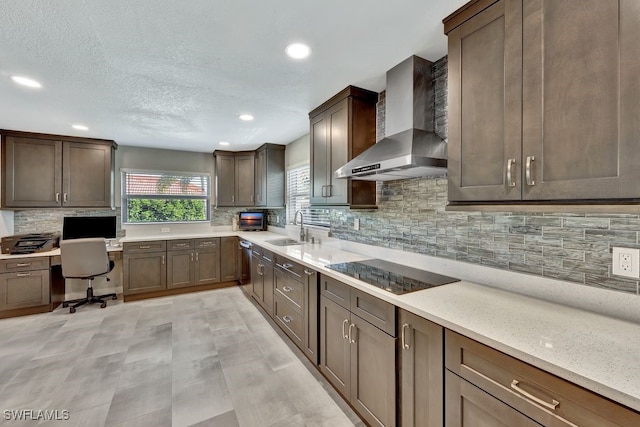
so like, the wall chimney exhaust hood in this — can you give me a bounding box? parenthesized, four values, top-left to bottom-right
(334, 56, 447, 181)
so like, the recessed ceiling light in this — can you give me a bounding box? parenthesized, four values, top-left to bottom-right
(10, 75, 42, 88)
(219, 141, 230, 146)
(238, 114, 254, 121)
(72, 124, 89, 131)
(285, 42, 311, 59)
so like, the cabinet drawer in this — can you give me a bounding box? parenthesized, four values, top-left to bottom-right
(251, 245, 263, 258)
(195, 237, 219, 249)
(0, 269, 50, 310)
(0, 257, 49, 272)
(274, 269, 304, 313)
(351, 288, 396, 337)
(274, 255, 303, 280)
(445, 330, 640, 427)
(320, 274, 350, 309)
(274, 293, 303, 349)
(261, 249, 273, 264)
(167, 239, 194, 251)
(124, 241, 166, 253)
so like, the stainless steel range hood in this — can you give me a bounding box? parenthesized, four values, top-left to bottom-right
(335, 56, 447, 181)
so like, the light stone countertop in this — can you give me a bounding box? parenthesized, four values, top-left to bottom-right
(6, 229, 639, 412)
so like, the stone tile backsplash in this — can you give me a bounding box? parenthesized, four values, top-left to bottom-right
(330, 177, 640, 295)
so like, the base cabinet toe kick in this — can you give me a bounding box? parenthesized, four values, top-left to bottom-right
(242, 252, 640, 426)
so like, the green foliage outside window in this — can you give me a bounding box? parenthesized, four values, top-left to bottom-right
(127, 198, 207, 223)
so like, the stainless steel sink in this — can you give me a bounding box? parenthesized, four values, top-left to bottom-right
(265, 238, 303, 246)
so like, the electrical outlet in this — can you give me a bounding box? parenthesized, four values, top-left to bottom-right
(354, 218, 360, 231)
(276, 216, 280, 223)
(612, 247, 640, 278)
(161, 227, 170, 233)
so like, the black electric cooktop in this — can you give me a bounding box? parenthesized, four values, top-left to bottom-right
(325, 259, 459, 295)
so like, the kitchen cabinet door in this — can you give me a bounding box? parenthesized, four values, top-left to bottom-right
(2, 136, 62, 207)
(350, 314, 396, 427)
(123, 252, 167, 295)
(303, 267, 319, 364)
(445, 370, 542, 427)
(167, 250, 194, 289)
(251, 253, 264, 301)
(215, 153, 235, 207)
(521, 0, 640, 200)
(195, 248, 220, 285)
(219, 236, 237, 281)
(309, 86, 377, 207)
(447, 0, 523, 202)
(320, 295, 351, 399)
(399, 309, 443, 427)
(62, 141, 113, 207)
(234, 154, 255, 206)
(261, 261, 274, 317)
(254, 143, 285, 208)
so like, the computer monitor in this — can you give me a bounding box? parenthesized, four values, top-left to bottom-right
(62, 216, 117, 240)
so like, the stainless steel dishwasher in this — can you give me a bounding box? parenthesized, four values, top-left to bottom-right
(238, 240, 252, 296)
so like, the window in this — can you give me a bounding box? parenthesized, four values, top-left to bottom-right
(122, 170, 210, 223)
(286, 165, 330, 228)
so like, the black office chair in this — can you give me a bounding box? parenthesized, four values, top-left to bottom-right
(60, 238, 117, 313)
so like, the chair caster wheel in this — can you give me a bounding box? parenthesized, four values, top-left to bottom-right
(100, 302, 107, 308)
(112, 295, 117, 300)
(62, 302, 68, 308)
(69, 307, 76, 314)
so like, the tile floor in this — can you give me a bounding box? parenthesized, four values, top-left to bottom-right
(0, 287, 363, 427)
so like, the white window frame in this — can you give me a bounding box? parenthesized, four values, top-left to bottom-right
(286, 164, 330, 229)
(121, 168, 211, 224)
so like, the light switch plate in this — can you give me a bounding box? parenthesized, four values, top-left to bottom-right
(354, 218, 360, 231)
(612, 247, 640, 278)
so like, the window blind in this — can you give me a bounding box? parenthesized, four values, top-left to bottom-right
(286, 165, 330, 228)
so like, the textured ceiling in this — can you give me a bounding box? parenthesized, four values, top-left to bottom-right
(0, 0, 466, 152)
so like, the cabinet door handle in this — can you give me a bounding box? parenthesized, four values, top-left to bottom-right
(525, 156, 535, 186)
(506, 158, 516, 187)
(162, 255, 165, 265)
(63, 193, 68, 203)
(16, 263, 32, 267)
(232, 195, 235, 203)
(191, 253, 194, 262)
(16, 272, 32, 277)
(258, 264, 264, 276)
(303, 269, 315, 276)
(342, 319, 349, 340)
(195, 252, 198, 262)
(55, 192, 60, 202)
(401, 323, 411, 350)
(282, 315, 292, 323)
(510, 380, 559, 410)
(348, 323, 357, 344)
(282, 286, 292, 293)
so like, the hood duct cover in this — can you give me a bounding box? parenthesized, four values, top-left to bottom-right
(335, 55, 447, 181)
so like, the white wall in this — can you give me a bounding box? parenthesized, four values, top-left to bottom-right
(285, 134, 310, 168)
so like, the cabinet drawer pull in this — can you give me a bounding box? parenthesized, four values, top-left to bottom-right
(348, 323, 357, 344)
(510, 380, 559, 410)
(16, 272, 32, 277)
(303, 269, 315, 276)
(282, 315, 292, 323)
(401, 323, 411, 350)
(282, 286, 293, 293)
(525, 156, 535, 186)
(16, 263, 32, 267)
(139, 245, 151, 249)
(506, 158, 516, 187)
(175, 243, 189, 247)
(200, 241, 214, 246)
(342, 319, 349, 340)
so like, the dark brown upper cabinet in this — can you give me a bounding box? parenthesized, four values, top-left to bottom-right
(445, 0, 640, 204)
(213, 151, 255, 207)
(309, 86, 378, 208)
(254, 143, 285, 208)
(1, 130, 116, 208)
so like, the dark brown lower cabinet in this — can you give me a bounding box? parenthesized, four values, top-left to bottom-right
(445, 370, 542, 427)
(166, 239, 220, 289)
(123, 250, 167, 295)
(167, 249, 193, 289)
(399, 309, 443, 427)
(0, 269, 50, 311)
(320, 295, 396, 427)
(220, 236, 238, 281)
(251, 245, 274, 316)
(302, 267, 319, 364)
